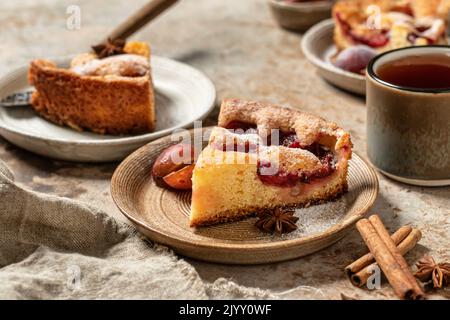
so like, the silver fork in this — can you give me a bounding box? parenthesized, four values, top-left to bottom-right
(0, 91, 33, 107)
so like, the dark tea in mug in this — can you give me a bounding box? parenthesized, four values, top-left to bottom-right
(376, 54, 450, 90)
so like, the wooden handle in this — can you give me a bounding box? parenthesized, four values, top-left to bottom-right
(106, 0, 179, 42)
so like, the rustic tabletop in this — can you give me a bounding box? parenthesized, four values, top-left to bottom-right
(1, 0, 448, 300)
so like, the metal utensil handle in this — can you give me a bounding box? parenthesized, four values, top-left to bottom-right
(107, 0, 179, 42)
(0, 90, 33, 107)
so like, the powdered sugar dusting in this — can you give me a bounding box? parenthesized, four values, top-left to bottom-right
(192, 190, 357, 243)
(289, 194, 353, 237)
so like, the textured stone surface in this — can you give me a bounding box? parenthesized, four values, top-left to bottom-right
(0, 0, 448, 299)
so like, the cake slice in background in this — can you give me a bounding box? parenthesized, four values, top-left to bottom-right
(28, 40, 155, 135)
(331, 0, 448, 74)
(333, 0, 448, 54)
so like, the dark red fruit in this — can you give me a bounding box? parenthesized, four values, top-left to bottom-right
(257, 160, 298, 187)
(335, 46, 377, 74)
(152, 143, 197, 188)
(225, 121, 257, 133)
(280, 132, 302, 148)
(256, 144, 336, 187)
(163, 164, 195, 190)
(335, 13, 390, 49)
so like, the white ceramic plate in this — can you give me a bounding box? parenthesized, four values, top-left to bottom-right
(0, 56, 216, 162)
(301, 19, 366, 95)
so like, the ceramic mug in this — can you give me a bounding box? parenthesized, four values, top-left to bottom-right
(366, 46, 450, 187)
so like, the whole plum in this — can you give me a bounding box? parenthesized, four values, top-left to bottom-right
(334, 46, 377, 74)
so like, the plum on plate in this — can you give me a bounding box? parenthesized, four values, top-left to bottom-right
(334, 46, 377, 74)
(152, 143, 197, 188)
(163, 164, 195, 190)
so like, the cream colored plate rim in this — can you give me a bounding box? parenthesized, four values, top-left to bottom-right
(0, 56, 216, 146)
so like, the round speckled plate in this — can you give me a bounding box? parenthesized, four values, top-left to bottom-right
(0, 56, 215, 162)
(301, 19, 366, 95)
(111, 127, 379, 264)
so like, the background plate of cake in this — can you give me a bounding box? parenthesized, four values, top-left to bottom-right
(0, 41, 216, 162)
(301, 0, 450, 95)
(111, 99, 379, 264)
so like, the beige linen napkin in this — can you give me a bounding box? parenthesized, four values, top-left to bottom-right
(0, 159, 276, 299)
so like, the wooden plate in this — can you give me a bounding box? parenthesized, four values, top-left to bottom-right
(111, 127, 379, 265)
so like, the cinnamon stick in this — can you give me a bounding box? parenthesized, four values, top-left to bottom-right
(368, 215, 424, 298)
(350, 228, 422, 287)
(356, 216, 424, 300)
(346, 225, 412, 277)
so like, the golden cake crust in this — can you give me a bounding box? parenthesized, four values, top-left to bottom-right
(218, 98, 348, 147)
(28, 42, 155, 135)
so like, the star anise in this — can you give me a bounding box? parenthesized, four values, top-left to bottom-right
(414, 255, 450, 289)
(255, 208, 299, 235)
(92, 38, 126, 59)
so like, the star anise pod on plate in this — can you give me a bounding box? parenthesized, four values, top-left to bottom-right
(414, 255, 450, 289)
(255, 208, 299, 235)
(92, 38, 126, 59)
